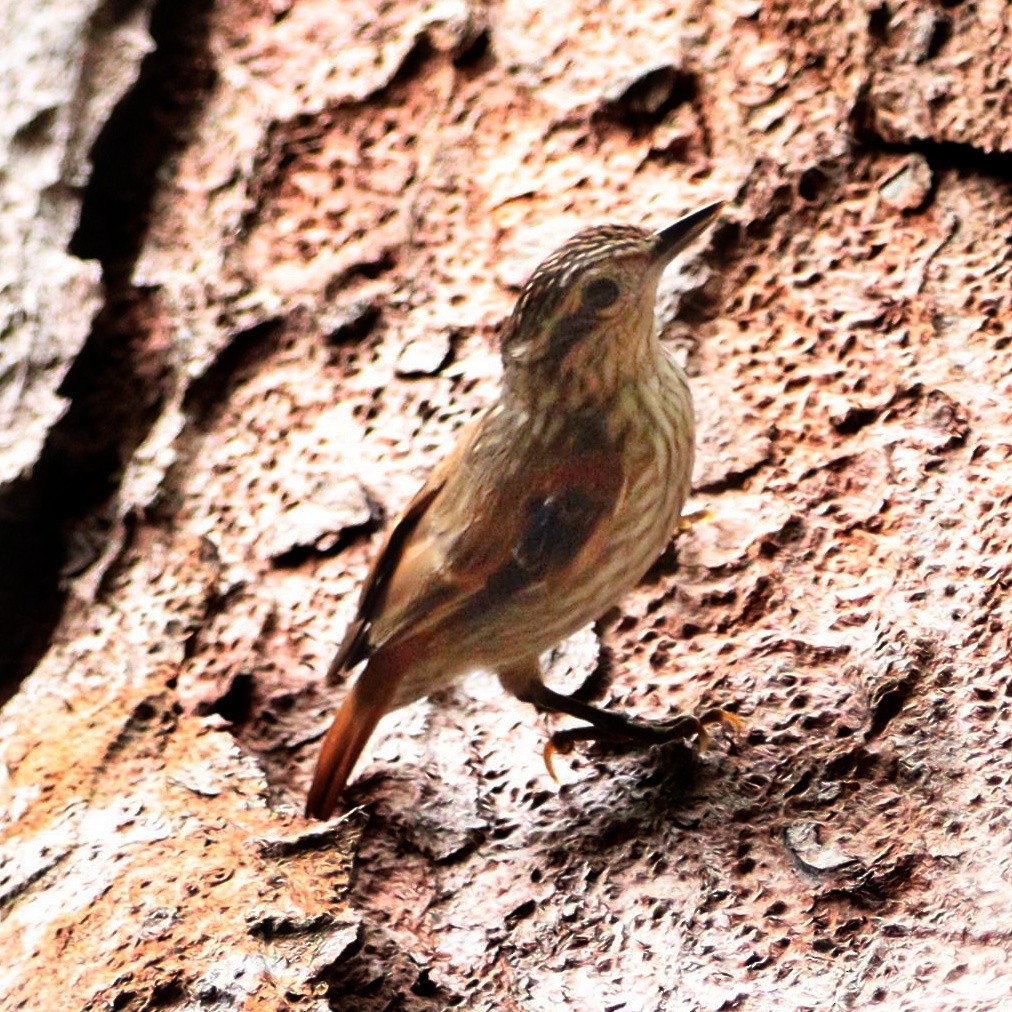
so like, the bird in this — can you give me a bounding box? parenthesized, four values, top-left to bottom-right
(306, 201, 731, 819)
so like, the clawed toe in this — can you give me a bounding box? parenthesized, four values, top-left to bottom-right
(694, 707, 746, 750)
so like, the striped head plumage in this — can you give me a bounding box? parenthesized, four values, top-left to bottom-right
(500, 203, 724, 385)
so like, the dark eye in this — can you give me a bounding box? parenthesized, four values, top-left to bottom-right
(582, 277, 621, 311)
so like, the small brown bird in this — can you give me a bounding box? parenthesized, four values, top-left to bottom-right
(306, 201, 728, 819)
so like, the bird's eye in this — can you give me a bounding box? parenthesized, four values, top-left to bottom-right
(582, 277, 621, 311)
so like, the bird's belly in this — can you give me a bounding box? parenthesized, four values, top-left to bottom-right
(545, 458, 688, 638)
(389, 467, 686, 709)
(475, 435, 691, 667)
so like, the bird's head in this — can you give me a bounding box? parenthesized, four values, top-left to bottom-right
(500, 201, 723, 393)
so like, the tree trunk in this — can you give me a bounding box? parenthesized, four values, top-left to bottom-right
(2, 1, 1010, 1009)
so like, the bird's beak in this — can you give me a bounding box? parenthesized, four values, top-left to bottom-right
(652, 200, 724, 265)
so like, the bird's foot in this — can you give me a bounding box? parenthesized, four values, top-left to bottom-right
(543, 707, 743, 782)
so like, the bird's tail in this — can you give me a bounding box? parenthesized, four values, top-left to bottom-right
(305, 653, 398, 819)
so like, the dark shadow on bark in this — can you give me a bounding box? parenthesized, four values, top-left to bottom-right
(0, 0, 216, 703)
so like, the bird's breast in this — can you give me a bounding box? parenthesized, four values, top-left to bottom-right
(603, 360, 695, 575)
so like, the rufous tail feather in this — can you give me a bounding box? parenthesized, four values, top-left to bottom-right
(305, 669, 393, 819)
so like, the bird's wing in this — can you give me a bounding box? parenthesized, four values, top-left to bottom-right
(323, 422, 474, 683)
(308, 415, 624, 819)
(327, 412, 624, 683)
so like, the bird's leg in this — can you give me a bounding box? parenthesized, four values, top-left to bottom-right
(498, 658, 741, 780)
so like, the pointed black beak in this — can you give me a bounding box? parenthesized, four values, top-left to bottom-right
(653, 200, 724, 264)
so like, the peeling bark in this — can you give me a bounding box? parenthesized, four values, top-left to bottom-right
(1, 1, 1011, 1009)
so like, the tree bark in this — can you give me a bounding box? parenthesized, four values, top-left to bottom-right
(1, 0, 1010, 1009)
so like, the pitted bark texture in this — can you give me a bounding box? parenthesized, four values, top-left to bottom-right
(1, 1, 1010, 1010)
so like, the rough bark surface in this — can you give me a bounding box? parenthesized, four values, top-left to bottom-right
(1, 1, 1010, 1009)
